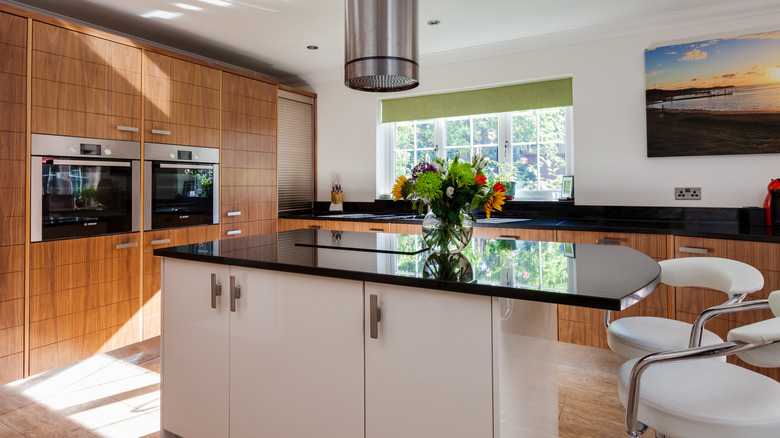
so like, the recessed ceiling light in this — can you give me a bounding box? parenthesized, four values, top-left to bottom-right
(174, 3, 203, 11)
(141, 10, 182, 19)
(307, 45, 319, 50)
(427, 19, 440, 26)
(197, 0, 231, 6)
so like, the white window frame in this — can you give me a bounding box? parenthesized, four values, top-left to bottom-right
(382, 107, 573, 201)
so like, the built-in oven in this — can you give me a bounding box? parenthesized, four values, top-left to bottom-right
(144, 143, 219, 231)
(31, 134, 141, 242)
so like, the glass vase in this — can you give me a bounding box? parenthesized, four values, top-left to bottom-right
(422, 253, 474, 282)
(422, 209, 473, 254)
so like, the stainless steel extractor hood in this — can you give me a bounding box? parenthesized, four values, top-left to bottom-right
(344, 0, 419, 92)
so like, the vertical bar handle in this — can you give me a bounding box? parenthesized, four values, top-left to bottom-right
(369, 294, 381, 339)
(230, 275, 241, 312)
(211, 273, 222, 309)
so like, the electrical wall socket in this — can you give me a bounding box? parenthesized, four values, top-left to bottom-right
(675, 187, 701, 200)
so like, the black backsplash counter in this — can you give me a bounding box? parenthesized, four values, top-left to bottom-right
(280, 201, 780, 244)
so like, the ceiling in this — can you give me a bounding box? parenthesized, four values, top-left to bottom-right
(3, 0, 780, 87)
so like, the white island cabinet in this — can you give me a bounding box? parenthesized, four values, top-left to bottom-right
(161, 259, 496, 438)
(365, 282, 494, 438)
(161, 258, 365, 438)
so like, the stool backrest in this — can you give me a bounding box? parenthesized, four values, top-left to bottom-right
(728, 291, 780, 368)
(659, 257, 764, 297)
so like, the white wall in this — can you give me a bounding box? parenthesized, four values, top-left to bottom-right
(312, 12, 780, 208)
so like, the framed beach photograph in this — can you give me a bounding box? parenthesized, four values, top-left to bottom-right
(645, 30, 780, 157)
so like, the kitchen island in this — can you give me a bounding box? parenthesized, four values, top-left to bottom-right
(156, 229, 660, 438)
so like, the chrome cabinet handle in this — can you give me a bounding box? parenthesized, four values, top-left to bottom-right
(226, 211, 242, 217)
(369, 294, 381, 339)
(230, 275, 241, 312)
(498, 235, 518, 240)
(151, 129, 172, 136)
(369, 228, 384, 232)
(117, 125, 139, 132)
(309, 225, 321, 229)
(679, 246, 709, 254)
(596, 238, 621, 245)
(115, 242, 138, 249)
(227, 230, 242, 236)
(211, 273, 222, 309)
(150, 239, 171, 246)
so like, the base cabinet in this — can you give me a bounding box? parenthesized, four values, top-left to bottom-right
(161, 259, 364, 438)
(365, 282, 494, 438)
(162, 261, 495, 438)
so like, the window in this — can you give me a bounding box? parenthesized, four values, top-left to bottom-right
(385, 107, 571, 200)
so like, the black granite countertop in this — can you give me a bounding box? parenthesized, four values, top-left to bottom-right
(155, 229, 661, 311)
(280, 202, 780, 243)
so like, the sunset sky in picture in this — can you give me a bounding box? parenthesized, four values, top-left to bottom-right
(645, 30, 780, 90)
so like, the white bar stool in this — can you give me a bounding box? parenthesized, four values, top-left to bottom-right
(606, 257, 764, 359)
(617, 290, 780, 438)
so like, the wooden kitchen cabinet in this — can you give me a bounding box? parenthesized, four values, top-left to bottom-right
(364, 282, 493, 438)
(161, 258, 364, 438)
(144, 51, 220, 147)
(142, 225, 220, 340)
(0, 10, 26, 386)
(475, 226, 554, 242)
(31, 21, 142, 141)
(555, 230, 669, 348)
(28, 233, 141, 375)
(220, 72, 277, 239)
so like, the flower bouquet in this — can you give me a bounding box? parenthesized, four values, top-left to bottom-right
(392, 154, 506, 254)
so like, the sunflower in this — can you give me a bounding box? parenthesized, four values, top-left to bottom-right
(392, 176, 408, 201)
(483, 190, 506, 219)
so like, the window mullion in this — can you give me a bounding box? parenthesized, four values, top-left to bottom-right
(434, 118, 445, 159)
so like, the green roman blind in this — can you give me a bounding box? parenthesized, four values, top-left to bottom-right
(381, 77, 572, 123)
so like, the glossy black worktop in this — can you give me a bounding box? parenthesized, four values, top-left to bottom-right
(281, 202, 780, 243)
(155, 229, 661, 311)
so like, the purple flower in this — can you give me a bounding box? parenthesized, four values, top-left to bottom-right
(411, 162, 437, 181)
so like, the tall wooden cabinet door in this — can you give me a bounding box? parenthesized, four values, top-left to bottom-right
(0, 10, 26, 385)
(365, 282, 493, 438)
(144, 51, 220, 147)
(221, 73, 277, 239)
(31, 21, 142, 140)
(228, 268, 364, 438)
(161, 259, 230, 438)
(29, 234, 141, 375)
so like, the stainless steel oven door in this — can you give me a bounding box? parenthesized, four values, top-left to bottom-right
(144, 161, 219, 230)
(31, 158, 141, 242)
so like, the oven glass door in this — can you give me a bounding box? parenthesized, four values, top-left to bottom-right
(40, 158, 135, 241)
(150, 163, 215, 229)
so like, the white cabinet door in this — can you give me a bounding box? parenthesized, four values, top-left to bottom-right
(365, 282, 494, 438)
(161, 259, 230, 438)
(229, 268, 365, 438)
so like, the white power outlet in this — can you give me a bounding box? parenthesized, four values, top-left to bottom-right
(675, 187, 701, 200)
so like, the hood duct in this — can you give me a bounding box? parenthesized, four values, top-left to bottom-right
(344, 0, 419, 92)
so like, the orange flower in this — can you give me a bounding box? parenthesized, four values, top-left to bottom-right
(475, 174, 487, 185)
(484, 190, 506, 219)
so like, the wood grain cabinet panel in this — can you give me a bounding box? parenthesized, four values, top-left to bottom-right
(31, 21, 142, 141)
(555, 230, 669, 348)
(474, 226, 554, 242)
(144, 51, 219, 147)
(29, 234, 141, 376)
(220, 73, 277, 239)
(142, 225, 220, 340)
(0, 10, 25, 386)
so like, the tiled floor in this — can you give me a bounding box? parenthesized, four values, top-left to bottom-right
(0, 337, 161, 438)
(0, 336, 647, 438)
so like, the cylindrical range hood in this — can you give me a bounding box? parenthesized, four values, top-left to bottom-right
(344, 0, 419, 92)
